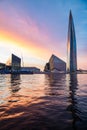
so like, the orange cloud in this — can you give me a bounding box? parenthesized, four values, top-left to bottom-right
(0, 3, 64, 70)
(0, 30, 51, 59)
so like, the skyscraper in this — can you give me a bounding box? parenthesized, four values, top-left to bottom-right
(67, 10, 77, 72)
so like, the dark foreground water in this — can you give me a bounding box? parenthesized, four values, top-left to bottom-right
(0, 74, 87, 130)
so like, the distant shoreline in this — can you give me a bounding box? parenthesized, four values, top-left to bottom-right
(1, 71, 87, 75)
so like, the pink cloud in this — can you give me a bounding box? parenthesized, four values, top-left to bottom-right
(0, 4, 50, 48)
(0, 2, 66, 65)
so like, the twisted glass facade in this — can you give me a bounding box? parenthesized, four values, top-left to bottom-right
(67, 11, 77, 72)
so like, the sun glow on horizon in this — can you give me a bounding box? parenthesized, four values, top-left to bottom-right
(0, 0, 87, 70)
(0, 31, 51, 70)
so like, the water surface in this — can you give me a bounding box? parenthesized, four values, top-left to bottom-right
(0, 74, 87, 130)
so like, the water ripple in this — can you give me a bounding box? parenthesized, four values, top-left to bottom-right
(0, 74, 87, 130)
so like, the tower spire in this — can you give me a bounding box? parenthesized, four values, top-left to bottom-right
(67, 10, 77, 72)
(69, 10, 72, 20)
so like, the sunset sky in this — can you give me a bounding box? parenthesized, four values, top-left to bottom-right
(0, 0, 87, 70)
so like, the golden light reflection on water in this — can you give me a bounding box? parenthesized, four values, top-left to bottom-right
(0, 74, 87, 129)
(0, 111, 24, 120)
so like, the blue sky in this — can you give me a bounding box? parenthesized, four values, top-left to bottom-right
(0, 0, 87, 70)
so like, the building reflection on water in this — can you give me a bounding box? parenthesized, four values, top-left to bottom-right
(44, 73, 66, 96)
(8, 74, 21, 103)
(0, 74, 87, 130)
(10, 74, 21, 93)
(45, 73, 82, 130)
(66, 74, 83, 130)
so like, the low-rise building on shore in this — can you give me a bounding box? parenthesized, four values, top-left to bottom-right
(21, 67, 40, 73)
(44, 54, 66, 73)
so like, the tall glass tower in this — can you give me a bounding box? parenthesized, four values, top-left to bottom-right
(67, 10, 77, 72)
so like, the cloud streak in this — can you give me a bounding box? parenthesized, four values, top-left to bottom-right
(0, 1, 64, 67)
(0, 0, 87, 69)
